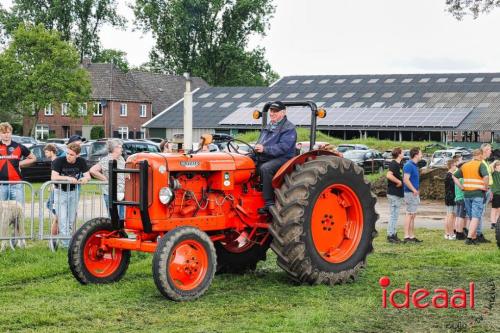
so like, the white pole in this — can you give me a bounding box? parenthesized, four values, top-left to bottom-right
(183, 73, 193, 151)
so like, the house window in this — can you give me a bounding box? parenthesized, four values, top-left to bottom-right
(79, 103, 87, 116)
(350, 102, 364, 108)
(93, 102, 103, 116)
(303, 79, 313, 84)
(199, 93, 211, 98)
(35, 125, 49, 140)
(215, 93, 228, 98)
(221, 102, 233, 108)
(61, 103, 69, 116)
(362, 92, 375, 98)
(269, 93, 281, 98)
(140, 104, 147, 117)
(402, 78, 413, 83)
(118, 127, 128, 139)
(305, 93, 317, 98)
(44, 105, 53, 116)
(332, 102, 344, 108)
(368, 79, 379, 83)
(120, 103, 127, 116)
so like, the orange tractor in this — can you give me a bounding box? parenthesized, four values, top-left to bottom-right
(68, 101, 378, 301)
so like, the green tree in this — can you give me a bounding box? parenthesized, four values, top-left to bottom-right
(93, 48, 129, 71)
(1, 0, 126, 61)
(446, 0, 500, 20)
(0, 24, 91, 136)
(133, 0, 279, 86)
(90, 126, 105, 139)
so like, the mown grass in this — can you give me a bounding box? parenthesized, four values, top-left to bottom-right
(0, 228, 498, 333)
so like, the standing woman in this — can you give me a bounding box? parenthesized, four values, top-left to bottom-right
(43, 144, 59, 247)
(89, 139, 126, 219)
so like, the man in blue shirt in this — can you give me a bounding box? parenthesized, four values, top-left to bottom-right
(402, 147, 423, 243)
(254, 101, 297, 214)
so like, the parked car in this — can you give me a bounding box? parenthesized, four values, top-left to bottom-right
(192, 142, 220, 152)
(21, 143, 65, 181)
(337, 144, 369, 153)
(402, 150, 428, 168)
(343, 149, 385, 173)
(12, 135, 38, 148)
(87, 139, 160, 167)
(45, 138, 68, 144)
(295, 141, 330, 154)
(145, 137, 164, 144)
(429, 149, 472, 168)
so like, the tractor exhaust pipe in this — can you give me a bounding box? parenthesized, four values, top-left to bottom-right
(183, 72, 193, 151)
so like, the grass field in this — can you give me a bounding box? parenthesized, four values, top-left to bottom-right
(0, 228, 498, 333)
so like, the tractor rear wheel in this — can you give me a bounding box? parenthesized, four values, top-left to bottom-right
(269, 156, 378, 284)
(215, 231, 271, 274)
(152, 226, 216, 301)
(68, 217, 130, 284)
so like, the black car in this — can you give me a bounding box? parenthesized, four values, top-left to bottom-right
(343, 149, 385, 173)
(87, 139, 160, 167)
(21, 143, 65, 182)
(402, 150, 427, 168)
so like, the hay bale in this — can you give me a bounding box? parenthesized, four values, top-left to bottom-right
(368, 166, 448, 200)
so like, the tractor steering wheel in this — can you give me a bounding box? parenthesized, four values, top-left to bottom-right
(226, 139, 257, 156)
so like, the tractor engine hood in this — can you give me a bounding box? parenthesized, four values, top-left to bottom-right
(127, 152, 255, 172)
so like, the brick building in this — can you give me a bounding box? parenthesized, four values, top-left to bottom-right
(25, 61, 208, 140)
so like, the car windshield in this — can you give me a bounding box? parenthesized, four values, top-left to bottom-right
(343, 151, 366, 159)
(337, 146, 354, 153)
(90, 142, 107, 156)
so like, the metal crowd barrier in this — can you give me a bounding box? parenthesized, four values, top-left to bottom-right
(38, 180, 108, 252)
(0, 181, 35, 251)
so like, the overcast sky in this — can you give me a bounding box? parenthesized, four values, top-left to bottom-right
(4, 0, 500, 76)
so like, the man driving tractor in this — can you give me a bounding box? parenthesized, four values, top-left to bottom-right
(253, 101, 297, 214)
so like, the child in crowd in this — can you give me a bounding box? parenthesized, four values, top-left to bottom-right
(444, 159, 457, 240)
(454, 156, 467, 240)
(490, 160, 500, 230)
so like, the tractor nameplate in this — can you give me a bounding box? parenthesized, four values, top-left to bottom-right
(180, 161, 200, 168)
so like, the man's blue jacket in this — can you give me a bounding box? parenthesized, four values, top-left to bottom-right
(256, 116, 297, 162)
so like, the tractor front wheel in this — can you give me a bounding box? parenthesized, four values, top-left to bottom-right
(68, 218, 131, 284)
(269, 156, 378, 285)
(153, 226, 216, 301)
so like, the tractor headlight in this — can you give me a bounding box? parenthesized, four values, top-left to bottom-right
(159, 187, 174, 204)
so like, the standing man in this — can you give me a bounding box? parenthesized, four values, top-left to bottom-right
(254, 101, 297, 214)
(51, 142, 91, 248)
(402, 147, 423, 243)
(386, 147, 404, 243)
(455, 149, 490, 245)
(477, 143, 492, 242)
(0, 122, 36, 202)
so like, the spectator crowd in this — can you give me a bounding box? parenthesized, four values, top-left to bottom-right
(385, 143, 497, 245)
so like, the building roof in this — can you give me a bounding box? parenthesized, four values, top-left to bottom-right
(85, 63, 151, 103)
(144, 73, 500, 131)
(129, 71, 209, 115)
(144, 86, 269, 128)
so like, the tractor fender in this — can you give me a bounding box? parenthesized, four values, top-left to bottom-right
(272, 150, 342, 188)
